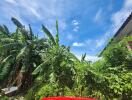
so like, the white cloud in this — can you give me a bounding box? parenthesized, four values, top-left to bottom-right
(72, 20, 79, 32)
(85, 55, 101, 62)
(72, 20, 79, 25)
(111, 0, 132, 32)
(124, 0, 132, 9)
(72, 42, 84, 47)
(95, 0, 132, 50)
(5, 0, 17, 5)
(16, 0, 43, 20)
(29, 7, 41, 19)
(1, 0, 71, 33)
(94, 9, 102, 22)
(81, 0, 132, 51)
(74, 53, 101, 62)
(73, 26, 79, 32)
(111, 11, 130, 32)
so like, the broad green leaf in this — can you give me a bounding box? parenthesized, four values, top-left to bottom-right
(42, 25, 56, 45)
(11, 17, 23, 28)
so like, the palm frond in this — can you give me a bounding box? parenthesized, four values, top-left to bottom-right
(0, 25, 10, 37)
(0, 55, 12, 79)
(55, 20, 59, 46)
(20, 28, 30, 40)
(12, 28, 19, 40)
(32, 58, 50, 75)
(42, 25, 56, 45)
(0, 62, 12, 81)
(0, 38, 15, 43)
(0, 55, 12, 67)
(81, 53, 86, 61)
(0, 25, 5, 33)
(56, 20, 59, 35)
(3, 25, 10, 37)
(32, 62, 45, 75)
(11, 17, 23, 28)
(16, 46, 27, 61)
(11, 17, 31, 40)
(0, 42, 22, 54)
(29, 24, 33, 40)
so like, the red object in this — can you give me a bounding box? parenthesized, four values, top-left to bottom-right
(41, 97, 96, 100)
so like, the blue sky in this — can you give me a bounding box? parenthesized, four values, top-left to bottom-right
(0, 0, 132, 61)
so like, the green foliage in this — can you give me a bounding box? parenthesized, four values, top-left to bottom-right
(0, 18, 42, 89)
(89, 37, 132, 99)
(0, 55, 13, 82)
(35, 83, 58, 99)
(33, 45, 76, 92)
(0, 25, 10, 37)
(103, 37, 132, 68)
(55, 20, 59, 47)
(42, 25, 56, 45)
(0, 96, 9, 100)
(11, 17, 23, 28)
(0, 18, 131, 100)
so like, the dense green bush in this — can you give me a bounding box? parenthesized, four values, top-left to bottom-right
(103, 37, 132, 68)
(89, 37, 132, 99)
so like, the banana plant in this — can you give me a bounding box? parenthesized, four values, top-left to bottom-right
(0, 18, 49, 89)
(33, 21, 77, 96)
